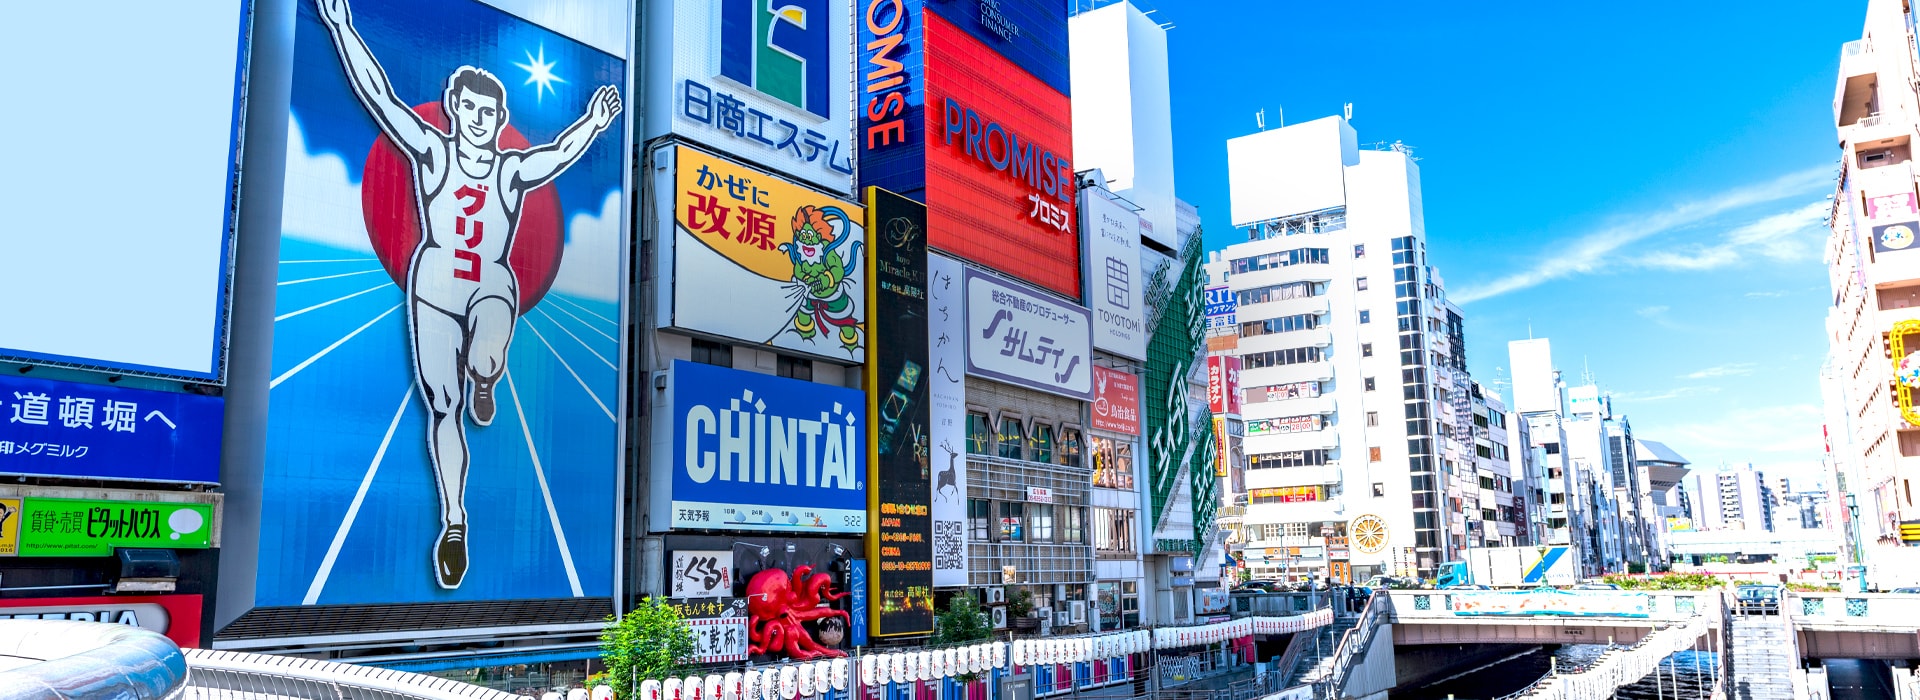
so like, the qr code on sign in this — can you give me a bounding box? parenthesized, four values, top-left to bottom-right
(933, 520, 965, 571)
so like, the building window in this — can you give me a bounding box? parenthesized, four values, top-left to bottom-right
(969, 499, 991, 540)
(1354, 244, 1365, 258)
(1238, 281, 1327, 305)
(1240, 346, 1324, 369)
(1373, 482, 1386, 497)
(1060, 506, 1085, 544)
(998, 501, 1025, 541)
(1094, 507, 1136, 554)
(1362, 343, 1373, 357)
(1370, 447, 1382, 462)
(1092, 435, 1135, 487)
(966, 412, 992, 454)
(691, 339, 732, 367)
(1229, 248, 1330, 274)
(997, 418, 1025, 460)
(1359, 310, 1371, 324)
(1365, 377, 1376, 391)
(1262, 523, 1284, 540)
(1544, 443, 1561, 455)
(1247, 449, 1330, 469)
(1030, 504, 1055, 542)
(775, 355, 811, 380)
(1367, 411, 1379, 427)
(1030, 424, 1055, 464)
(1356, 277, 1369, 291)
(1239, 313, 1321, 338)
(1058, 428, 1084, 468)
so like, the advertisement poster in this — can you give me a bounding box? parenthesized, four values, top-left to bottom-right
(1252, 382, 1319, 404)
(927, 254, 969, 588)
(1206, 356, 1241, 416)
(670, 550, 734, 599)
(17, 498, 213, 557)
(4, 4, 245, 381)
(1450, 589, 1651, 618)
(1212, 417, 1228, 478)
(1247, 416, 1322, 436)
(666, 0, 855, 193)
(1249, 487, 1321, 503)
(1091, 365, 1140, 436)
(1893, 320, 1920, 427)
(0, 376, 223, 484)
(0, 595, 204, 647)
(1204, 285, 1237, 335)
(671, 146, 866, 361)
(667, 534, 862, 661)
(965, 269, 1094, 400)
(671, 360, 867, 533)
(1090, 436, 1133, 490)
(865, 189, 934, 636)
(1082, 192, 1146, 359)
(1872, 221, 1919, 254)
(264, 0, 625, 605)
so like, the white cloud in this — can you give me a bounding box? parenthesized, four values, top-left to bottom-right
(1629, 200, 1829, 271)
(1745, 290, 1791, 298)
(1452, 167, 1830, 304)
(279, 115, 374, 253)
(550, 191, 623, 303)
(1611, 386, 1720, 403)
(1679, 363, 1756, 379)
(1636, 305, 1669, 318)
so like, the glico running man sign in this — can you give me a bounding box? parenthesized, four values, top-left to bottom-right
(259, 0, 627, 606)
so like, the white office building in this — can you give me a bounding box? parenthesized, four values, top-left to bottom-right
(1212, 115, 1475, 581)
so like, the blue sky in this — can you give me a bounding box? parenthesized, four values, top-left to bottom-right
(1163, 1, 1860, 479)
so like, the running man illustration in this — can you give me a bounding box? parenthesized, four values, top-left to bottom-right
(775, 205, 862, 352)
(318, 0, 621, 589)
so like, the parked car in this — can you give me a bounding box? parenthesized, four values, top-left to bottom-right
(1888, 586, 1920, 594)
(1439, 583, 1492, 590)
(1734, 584, 1782, 615)
(1237, 580, 1279, 592)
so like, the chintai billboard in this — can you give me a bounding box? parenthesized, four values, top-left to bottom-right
(252, 0, 627, 608)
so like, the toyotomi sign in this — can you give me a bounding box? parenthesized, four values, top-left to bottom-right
(1081, 191, 1146, 359)
(671, 360, 867, 533)
(662, 0, 856, 192)
(965, 269, 1093, 400)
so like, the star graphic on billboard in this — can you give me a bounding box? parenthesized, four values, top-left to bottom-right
(514, 44, 567, 103)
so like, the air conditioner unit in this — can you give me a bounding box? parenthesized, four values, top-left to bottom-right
(986, 586, 1005, 604)
(992, 607, 1009, 629)
(1034, 606, 1051, 621)
(1038, 616, 1052, 636)
(1069, 601, 1087, 624)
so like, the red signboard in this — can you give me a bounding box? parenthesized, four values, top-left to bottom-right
(1092, 365, 1140, 435)
(922, 12, 1079, 298)
(0, 594, 202, 647)
(1207, 356, 1242, 416)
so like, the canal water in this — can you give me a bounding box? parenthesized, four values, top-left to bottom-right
(1395, 646, 1720, 700)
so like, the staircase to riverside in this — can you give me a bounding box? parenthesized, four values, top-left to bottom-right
(1729, 612, 1796, 700)
(1281, 610, 1360, 688)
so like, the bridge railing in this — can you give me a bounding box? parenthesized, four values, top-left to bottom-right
(1786, 591, 1920, 630)
(1383, 589, 1716, 622)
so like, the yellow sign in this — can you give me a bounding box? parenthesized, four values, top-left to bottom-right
(1894, 320, 1920, 427)
(675, 146, 864, 282)
(0, 498, 19, 556)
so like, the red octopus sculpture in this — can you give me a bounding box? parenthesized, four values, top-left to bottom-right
(746, 565, 851, 660)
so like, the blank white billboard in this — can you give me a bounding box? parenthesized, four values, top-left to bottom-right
(0, 4, 248, 380)
(1509, 339, 1560, 415)
(1226, 116, 1357, 227)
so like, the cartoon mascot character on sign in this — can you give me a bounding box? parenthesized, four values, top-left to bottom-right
(776, 205, 862, 352)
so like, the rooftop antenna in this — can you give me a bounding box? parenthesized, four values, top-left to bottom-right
(1255, 109, 1266, 132)
(1343, 102, 1353, 121)
(1582, 356, 1595, 386)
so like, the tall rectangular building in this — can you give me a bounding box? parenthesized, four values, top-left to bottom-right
(1823, 0, 1920, 575)
(1218, 116, 1470, 580)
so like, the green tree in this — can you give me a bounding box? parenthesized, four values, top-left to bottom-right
(931, 594, 992, 646)
(600, 598, 697, 698)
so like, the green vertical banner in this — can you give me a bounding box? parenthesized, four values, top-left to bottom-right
(865, 187, 934, 637)
(18, 498, 213, 557)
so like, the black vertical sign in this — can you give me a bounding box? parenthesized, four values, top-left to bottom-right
(865, 187, 934, 637)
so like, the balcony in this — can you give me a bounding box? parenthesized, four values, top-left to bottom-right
(1245, 428, 1338, 454)
(1241, 361, 1333, 388)
(1238, 295, 1330, 321)
(1246, 465, 1340, 490)
(1243, 392, 1335, 419)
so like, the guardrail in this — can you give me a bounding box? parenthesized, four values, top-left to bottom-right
(1786, 592, 1920, 631)
(1316, 590, 1387, 699)
(1384, 589, 1716, 622)
(0, 620, 186, 700)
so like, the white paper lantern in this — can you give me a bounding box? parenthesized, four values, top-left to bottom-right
(778, 666, 797, 700)
(689, 676, 709, 700)
(1081, 638, 1093, 662)
(922, 651, 936, 680)
(705, 675, 725, 700)
(761, 668, 780, 700)
(891, 652, 907, 684)
(745, 671, 763, 700)
(859, 656, 876, 688)
(723, 673, 743, 700)
(831, 658, 849, 691)
(663, 678, 682, 700)
(642, 680, 663, 700)
(594, 686, 615, 700)
(992, 641, 1007, 669)
(798, 665, 816, 698)
(1013, 639, 1028, 666)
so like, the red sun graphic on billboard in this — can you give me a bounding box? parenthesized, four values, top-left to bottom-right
(360, 104, 565, 312)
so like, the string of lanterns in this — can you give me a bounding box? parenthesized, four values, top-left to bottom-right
(624, 611, 1332, 700)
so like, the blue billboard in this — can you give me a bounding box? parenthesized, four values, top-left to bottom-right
(259, 0, 626, 605)
(926, 0, 1071, 96)
(671, 360, 867, 533)
(0, 375, 222, 483)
